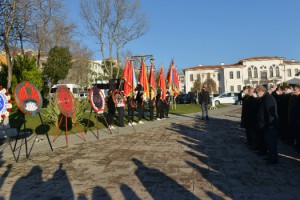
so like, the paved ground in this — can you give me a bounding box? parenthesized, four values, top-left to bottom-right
(1, 105, 300, 200)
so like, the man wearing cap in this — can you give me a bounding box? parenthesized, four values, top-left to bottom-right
(198, 86, 210, 120)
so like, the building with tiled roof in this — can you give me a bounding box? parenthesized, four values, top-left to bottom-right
(183, 56, 300, 93)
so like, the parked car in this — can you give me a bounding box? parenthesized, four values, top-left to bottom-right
(212, 92, 239, 105)
(176, 93, 196, 104)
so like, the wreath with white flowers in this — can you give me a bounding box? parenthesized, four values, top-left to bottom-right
(0, 86, 12, 122)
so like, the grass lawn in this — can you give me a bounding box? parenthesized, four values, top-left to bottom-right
(169, 103, 228, 115)
(8, 103, 228, 135)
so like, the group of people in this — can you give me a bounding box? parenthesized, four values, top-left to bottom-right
(105, 86, 171, 129)
(240, 84, 300, 164)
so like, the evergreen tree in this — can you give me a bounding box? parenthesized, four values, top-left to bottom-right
(43, 46, 72, 84)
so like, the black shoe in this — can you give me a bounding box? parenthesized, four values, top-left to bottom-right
(206, 116, 210, 120)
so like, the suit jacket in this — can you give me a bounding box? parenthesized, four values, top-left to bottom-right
(198, 90, 210, 104)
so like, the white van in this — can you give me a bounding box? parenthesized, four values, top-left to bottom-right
(213, 92, 239, 105)
(50, 84, 81, 98)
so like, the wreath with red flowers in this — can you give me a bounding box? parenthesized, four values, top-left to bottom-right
(0, 86, 12, 122)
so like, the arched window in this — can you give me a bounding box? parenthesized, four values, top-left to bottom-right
(269, 67, 274, 77)
(254, 67, 258, 78)
(275, 66, 280, 77)
(248, 67, 252, 78)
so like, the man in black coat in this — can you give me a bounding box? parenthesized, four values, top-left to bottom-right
(155, 92, 162, 120)
(106, 90, 116, 129)
(288, 85, 300, 152)
(198, 86, 210, 120)
(256, 85, 279, 164)
(164, 92, 171, 118)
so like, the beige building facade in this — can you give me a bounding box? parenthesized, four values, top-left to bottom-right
(184, 56, 300, 94)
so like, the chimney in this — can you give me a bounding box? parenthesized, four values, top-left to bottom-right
(221, 62, 224, 65)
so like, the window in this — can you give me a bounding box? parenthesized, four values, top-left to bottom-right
(197, 74, 200, 80)
(269, 67, 274, 77)
(254, 67, 258, 78)
(295, 68, 299, 75)
(287, 69, 292, 77)
(190, 74, 193, 82)
(276, 66, 280, 77)
(229, 71, 234, 79)
(261, 71, 267, 80)
(237, 85, 241, 91)
(236, 71, 241, 79)
(248, 68, 252, 78)
(218, 73, 221, 81)
(230, 86, 234, 92)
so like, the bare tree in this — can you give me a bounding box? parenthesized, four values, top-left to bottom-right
(80, 0, 149, 79)
(30, 0, 62, 67)
(80, 0, 110, 76)
(0, 0, 17, 89)
(64, 41, 93, 88)
(112, 0, 149, 77)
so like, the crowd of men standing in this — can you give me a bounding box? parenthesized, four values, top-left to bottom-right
(240, 84, 300, 164)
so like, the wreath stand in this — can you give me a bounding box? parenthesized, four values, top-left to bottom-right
(52, 114, 86, 147)
(13, 112, 53, 159)
(85, 108, 112, 139)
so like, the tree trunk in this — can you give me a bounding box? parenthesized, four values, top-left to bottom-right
(4, 42, 13, 90)
(19, 32, 25, 56)
(109, 43, 113, 79)
(115, 44, 120, 78)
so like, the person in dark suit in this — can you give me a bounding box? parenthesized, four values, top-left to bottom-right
(156, 92, 162, 120)
(288, 85, 300, 152)
(149, 96, 155, 121)
(256, 85, 279, 164)
(198, 86, 210, 120)
(240, 86, 249, 130)
(127, 95, 136, 125)
(106, 90, 116, 129)
(135, 84, 144, 124)
(164, 92, 171, 118)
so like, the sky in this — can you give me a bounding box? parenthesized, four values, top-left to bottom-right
(64, 0, 300, 73)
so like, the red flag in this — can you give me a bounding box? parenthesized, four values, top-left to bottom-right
(166, 59, 174, 86)
(158, 66, 166, 100)
(148, 63, 156, 99)
(139, 60, 149, 99)
(173, 67, 180, 97)
(122, 58, 131, 96)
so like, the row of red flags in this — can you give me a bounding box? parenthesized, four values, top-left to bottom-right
(122, 58, 180, 100)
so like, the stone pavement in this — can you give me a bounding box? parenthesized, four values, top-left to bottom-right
(1, 105, 300, 200)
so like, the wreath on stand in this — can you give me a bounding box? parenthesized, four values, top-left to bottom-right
(0, 86, 12, 124)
